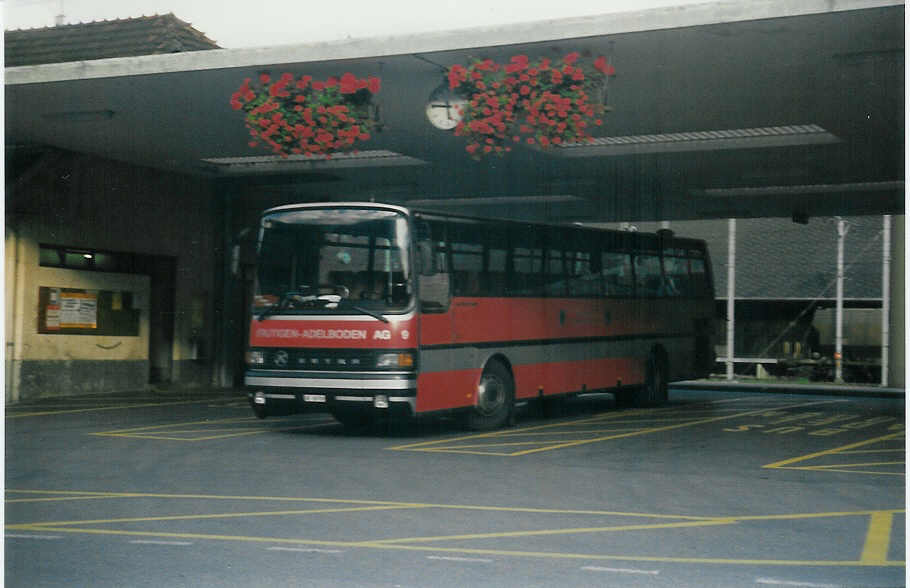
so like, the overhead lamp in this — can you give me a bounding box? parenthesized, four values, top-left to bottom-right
(554, 125, 840, 157)
(201, 150, 426, 173)
(695, 181, 903, 198)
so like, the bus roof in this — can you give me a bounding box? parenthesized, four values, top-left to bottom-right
(261, 201, 708, 249)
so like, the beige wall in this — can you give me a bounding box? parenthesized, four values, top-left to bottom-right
(23, 267, 150, 361)
(6, 150, 218, 402)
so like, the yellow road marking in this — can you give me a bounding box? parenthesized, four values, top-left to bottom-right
(6, 525, 358, 548)
(388, 399, 847, 455)
(8, 505, 427, 528)
(763, 432, 906, 473)
(5, 495, 129, 504)
(861, 511, 896, 564)
(727, 509, 904, 522)
(124, 427, 271, 434)
(788, 468, 906, 476)
(6, 490, 899, 524)
(418, 441, 567, 449)
(3, 490, 717, 519)
(493, 428, 647, 436)
(507, 402, 847, 457)
(5, 524, 903, 567)
(90, 416, 334, 441)
(367, 519, 736, 544)
(7, 490, 903, 567)
(804, 461, 905, 469)
(95, 428, 313, 442)
(90, 417, 260, 434)
(6, 399, 236, 418)
(349, 542, 904, 567)
(387, 410, 652, 451)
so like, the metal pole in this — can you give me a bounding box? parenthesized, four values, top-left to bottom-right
(881, 215, 891, 387)
(726, 218, 736, 380)
(834, 218, 847, 383)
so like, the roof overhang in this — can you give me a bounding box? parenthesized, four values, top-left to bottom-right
(5, 0, 905, 223)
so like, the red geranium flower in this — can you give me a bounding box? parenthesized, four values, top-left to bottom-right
(232, 71, 381, 158)
(445, 51, 614, 158)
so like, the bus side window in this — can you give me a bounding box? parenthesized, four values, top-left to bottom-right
(512, 247, 543, 295)
(635, 253, 663, 297)
(662, 254, 687, 297)
(602, 251, 633, 297)
(566, 249, 599, 296)
(510, 224, 544, 296)
(487, 237, 508, 296)
(450, 221, 484, 297)
(544, 248, 567, 296)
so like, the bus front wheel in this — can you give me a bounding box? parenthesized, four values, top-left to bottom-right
(466, 361, 513, 431)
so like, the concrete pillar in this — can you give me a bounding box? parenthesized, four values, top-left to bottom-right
(888, 216, 904, 388)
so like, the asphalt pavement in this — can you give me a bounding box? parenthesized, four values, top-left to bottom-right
(5, 386, 905, 587)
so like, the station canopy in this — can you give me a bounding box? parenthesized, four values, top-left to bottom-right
(5, 1, 904, 223)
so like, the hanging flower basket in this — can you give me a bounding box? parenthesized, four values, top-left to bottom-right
(447, 52, 615, 158)
(230, 72, 381, 158)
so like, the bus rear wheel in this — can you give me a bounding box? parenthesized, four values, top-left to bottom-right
(465, 361, 513, 431)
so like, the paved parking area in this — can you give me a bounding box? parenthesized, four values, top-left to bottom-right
(5, 388, 905, 587)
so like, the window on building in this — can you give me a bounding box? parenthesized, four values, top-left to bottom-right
(39, 245, 136, 273)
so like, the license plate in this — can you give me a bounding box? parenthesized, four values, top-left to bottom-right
(303, 394, 327, 403)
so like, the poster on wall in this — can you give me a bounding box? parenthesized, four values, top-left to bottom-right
(45, 288, 61, 330)
(59, 291, 98, 329)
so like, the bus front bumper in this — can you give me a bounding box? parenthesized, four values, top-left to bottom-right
(245, 371, 417, 415)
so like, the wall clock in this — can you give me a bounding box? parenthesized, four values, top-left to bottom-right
(425, 84, 467, 130)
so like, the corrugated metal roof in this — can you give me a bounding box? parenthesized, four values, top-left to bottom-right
(5, 13, 220, 67)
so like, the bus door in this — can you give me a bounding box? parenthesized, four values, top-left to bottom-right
(415, 219, 453, 345)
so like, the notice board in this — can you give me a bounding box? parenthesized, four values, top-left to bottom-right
(38, 287, 140, 336)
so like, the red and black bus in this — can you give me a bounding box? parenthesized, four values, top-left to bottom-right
(245, 202, 715, 429)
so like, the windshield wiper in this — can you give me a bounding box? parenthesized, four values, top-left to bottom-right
(350, 304, 389, 324)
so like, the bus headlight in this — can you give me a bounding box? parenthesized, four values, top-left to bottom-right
(376, 352, 414, 369)
(246, 350, 266, 366)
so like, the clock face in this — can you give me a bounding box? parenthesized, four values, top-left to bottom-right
(425, 95, 466, 130)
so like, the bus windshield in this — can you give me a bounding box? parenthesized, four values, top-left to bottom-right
(253, 208, 412, 317)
